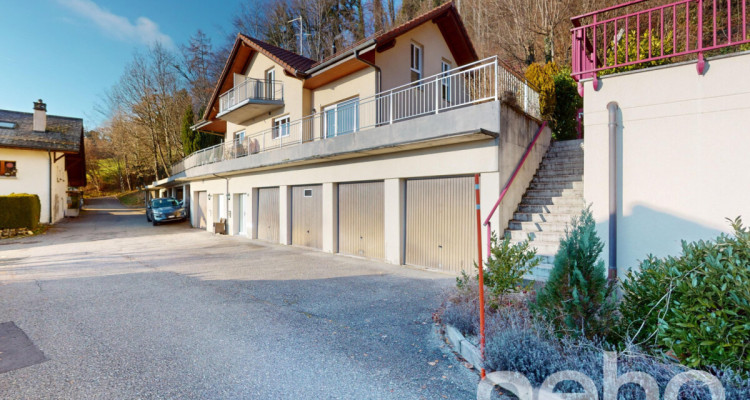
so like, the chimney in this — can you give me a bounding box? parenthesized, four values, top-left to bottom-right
(33, 99, 47, 132)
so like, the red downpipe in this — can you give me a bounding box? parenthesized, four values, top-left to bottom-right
(474, 173, 486, 379)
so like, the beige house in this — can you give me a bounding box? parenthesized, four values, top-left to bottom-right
(0, 100, 86, 224)
(151, 3, 552, 276)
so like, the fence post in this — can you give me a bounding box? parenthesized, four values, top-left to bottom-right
(697, 0, 706, 74)
(494, 59, 499, 101)
(435, 76, 440, 114)
(389, 91, 393, 124)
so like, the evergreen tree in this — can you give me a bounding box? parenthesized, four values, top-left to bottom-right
(181, 106, 197, 155)
(534, 206, 618, 339)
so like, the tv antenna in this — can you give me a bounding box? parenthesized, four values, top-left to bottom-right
(288, 15, 305, 56)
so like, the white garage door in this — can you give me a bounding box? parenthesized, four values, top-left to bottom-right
(291, 185, 322, 249)
(405, 176, 477, 273)
(257, 187, 279, 243)
(195, 191, 207, 229)
(338, 181, 384, 259)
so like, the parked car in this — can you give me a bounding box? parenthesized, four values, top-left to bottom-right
(146, 197, 187, 226)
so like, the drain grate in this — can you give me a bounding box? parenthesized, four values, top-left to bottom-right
(0, 322, 47, 374)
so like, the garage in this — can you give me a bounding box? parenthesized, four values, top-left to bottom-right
(256, 187, 279, 243)
(405, 176, 476, 273)
(338, 181, 384, 259)
(291, 185, 322, 249)
(195, 191, 207, 229)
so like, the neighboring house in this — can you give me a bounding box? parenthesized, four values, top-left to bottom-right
(571, 0, 750, 276)
(0, 100, 86, 224)
(150, 3, 550, 276)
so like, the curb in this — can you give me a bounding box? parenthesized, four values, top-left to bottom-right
(444, 325, 483, 370)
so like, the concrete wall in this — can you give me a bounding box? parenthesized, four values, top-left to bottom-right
(0, 148, 68, 224)
(582, 52, 750, 273)
(376, 22, 457, 90)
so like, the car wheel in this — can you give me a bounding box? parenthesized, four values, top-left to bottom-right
(146, 214, 151, 222)
(153, 220, 159, 226)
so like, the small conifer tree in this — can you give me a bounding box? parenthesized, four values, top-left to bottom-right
(534, 206, 617, 339)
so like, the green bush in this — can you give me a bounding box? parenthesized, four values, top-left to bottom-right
(524, 61, 558, 119)
(551, 68, 582, 141)
(601, 30, 674, 76)
(456, 232, 539, 306)
(533, 206, 618, 339)
(619, 217, 750, 371)
(0, 194, 41, 229)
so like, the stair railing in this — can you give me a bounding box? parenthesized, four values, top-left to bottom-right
(482, 121, 548, 259)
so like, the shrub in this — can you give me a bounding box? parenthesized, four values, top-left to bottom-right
(481, 232, 539, 300)
(524, 61, 558, 119)
(441, 282, 481, 337)
(551, 68, 582, 141)
(534, 206, 618, 339)
(0, 194, 41, 229)
(619, 217, 750, 372)
(601, 30, 675, 76)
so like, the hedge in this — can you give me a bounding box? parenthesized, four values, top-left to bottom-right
(0, 194, 41, 229)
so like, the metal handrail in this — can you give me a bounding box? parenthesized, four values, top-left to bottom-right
(173, 57, 541, 175)
(571, 0, 750, 82)
(482, 121, 548, 259)
(219, 77, 284, 113)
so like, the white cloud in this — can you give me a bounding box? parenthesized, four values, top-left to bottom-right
(58, 0, 174, 48)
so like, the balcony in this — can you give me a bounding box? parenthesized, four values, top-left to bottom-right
(171, 57, 540, 176)
(217, 77, 284, 124)
(571, 0, 750, 87)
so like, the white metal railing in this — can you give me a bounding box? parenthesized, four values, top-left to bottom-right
(173, 57, 540, 175)
(219, 77, 284, 113)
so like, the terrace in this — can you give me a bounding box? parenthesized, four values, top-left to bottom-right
(170, 57, 540, 177)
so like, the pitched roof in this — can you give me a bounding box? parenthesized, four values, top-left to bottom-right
(0, 110, 83, 152)
(239, 35, 317, 76)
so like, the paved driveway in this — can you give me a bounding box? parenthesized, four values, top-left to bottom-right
(0, 197, 478, 399)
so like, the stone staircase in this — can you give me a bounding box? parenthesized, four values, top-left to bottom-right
(505, 139, 585, 281)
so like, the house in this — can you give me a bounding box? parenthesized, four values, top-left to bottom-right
(149, 3, 556, 276)
(0, 100, 86, 224)
(571, 0, 750, 276)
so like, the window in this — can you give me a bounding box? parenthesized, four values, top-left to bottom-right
(410, 43, 423, 82)
(265, 69, 276, 99)
(0, 121, 15, 129)
(441, 61, 452, 102)
(235, 130, 245, 143)
(1, 160, 17, 177)
(272, 116, 290, 139)
(303, 189, 313, 197)
(323, 98, 359, 138)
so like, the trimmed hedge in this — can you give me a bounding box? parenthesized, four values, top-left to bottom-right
(0, 194, 41, 229)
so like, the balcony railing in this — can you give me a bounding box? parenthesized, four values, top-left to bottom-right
(572, 0, 750, 82)
(172, 57, 540, 175)
(219, 77, 284, 113)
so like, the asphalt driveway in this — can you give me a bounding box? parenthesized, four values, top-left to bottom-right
(0, 197, 478, 399)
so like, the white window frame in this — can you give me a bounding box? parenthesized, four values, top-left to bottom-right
(410, 43, 423, 82)
(265, 68, 276, 99)
(323, 97, 359, 138)
(441, 61, 451, 102)
(235, 130, 245, 143)
(272, 116, 290, 139)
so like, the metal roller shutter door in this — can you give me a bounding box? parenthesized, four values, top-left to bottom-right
(292, 185, 323, 249)
(257, 187, 280, 243)
(338, 181, 384, 259)
(405, 176, 477, 273)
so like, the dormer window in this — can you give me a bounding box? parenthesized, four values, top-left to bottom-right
(410, 43, 423, 82)
(0, 121, 16, 129)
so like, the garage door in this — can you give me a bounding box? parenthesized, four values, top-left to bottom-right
(338, 181, 384, 259)
(256, 187, 279, 243)
(405, 176, 476, 273)
(195, 191, 207, 229)
(292, 185, 322, 249)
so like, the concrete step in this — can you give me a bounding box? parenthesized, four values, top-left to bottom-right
(536, 168, 585, 177)
(508, 220, 570, 232)
(551, 139, 584, 149)
(517, 204, 585, 214)
(524, 189, 583, 198)
(540, 160, 583, 171)
(524, 263, 554, 281)
(520, 196, 584, 206)
(528, 181, 584, 190)
(546, 150, 584, 159)
(531, 175, 583, 184)
(506, 229, 566, 243)
(522, 240, 564, 257)
(513, 212, 578, 223)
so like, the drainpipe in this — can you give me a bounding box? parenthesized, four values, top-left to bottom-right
(354, 48, 381, 93)
(607, 102, 619, 281)
(48, 151, 53, 224)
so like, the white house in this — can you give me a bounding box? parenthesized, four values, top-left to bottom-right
(0, 100, 86, 224)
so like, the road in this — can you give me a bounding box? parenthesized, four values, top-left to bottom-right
(0, 197, 478, 399)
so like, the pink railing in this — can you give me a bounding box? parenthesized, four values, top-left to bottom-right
(482, 121, 548, 259)
(571, 0, 750, 82)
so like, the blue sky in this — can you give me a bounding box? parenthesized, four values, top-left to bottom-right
(0, 0, 242, 129)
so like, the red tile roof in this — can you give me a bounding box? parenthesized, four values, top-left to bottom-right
(238, 35, 317, 75)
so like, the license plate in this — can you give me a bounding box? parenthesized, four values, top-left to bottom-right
(168, 215, 175, 219)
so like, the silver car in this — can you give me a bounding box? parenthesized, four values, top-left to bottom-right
(146, 197, 186, 226)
